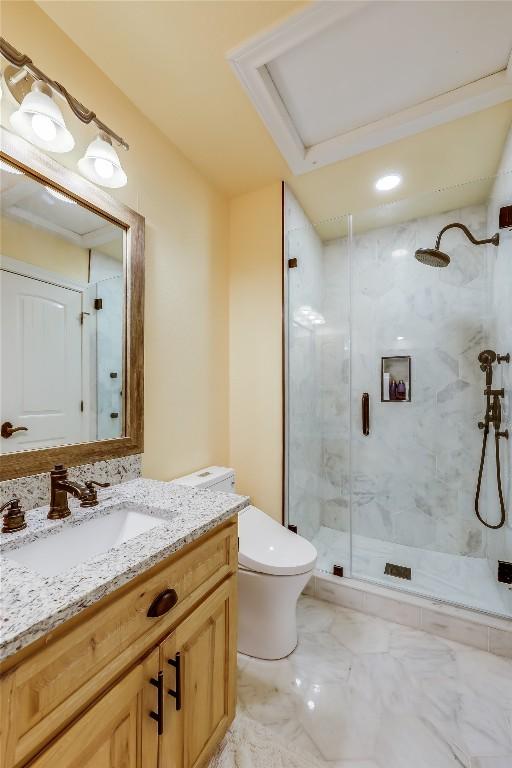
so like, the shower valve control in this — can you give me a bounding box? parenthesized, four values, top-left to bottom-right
(497, 353, 510, 365)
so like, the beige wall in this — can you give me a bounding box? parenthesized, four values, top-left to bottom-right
(228, 182, 283, 521)
(1, 215, 90, 283)
(1, 1, 229, 480)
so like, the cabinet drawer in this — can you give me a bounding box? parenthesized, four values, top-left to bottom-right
(0, 518, 237, 768)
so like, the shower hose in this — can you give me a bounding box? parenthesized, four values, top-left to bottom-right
(475, 422, 506, 530)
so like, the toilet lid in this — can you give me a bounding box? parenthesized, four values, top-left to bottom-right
(238, 506, 317, 576)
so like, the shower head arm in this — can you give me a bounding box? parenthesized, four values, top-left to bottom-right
(435, 223, 499, 250)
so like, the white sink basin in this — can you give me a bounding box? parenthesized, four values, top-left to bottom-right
(4, 504, 167, 577)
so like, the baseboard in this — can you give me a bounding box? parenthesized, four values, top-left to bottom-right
(303, 571, 512, 658)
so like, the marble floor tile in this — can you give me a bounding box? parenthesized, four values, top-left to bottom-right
(236, 596, 512, 767)
(330, 762, 379, 768)
(329, 608, 392, 654)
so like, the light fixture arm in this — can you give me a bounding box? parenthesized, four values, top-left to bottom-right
(0, 37, 129, 150)
(435, 222, 499, 251)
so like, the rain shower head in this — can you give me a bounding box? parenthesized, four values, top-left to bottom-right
(414, 247, 450, 268)
(415, 222, 499, 268)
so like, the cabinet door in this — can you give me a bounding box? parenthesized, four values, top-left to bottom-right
(160, 576, 237, 768)
(29, 649, 160, 768)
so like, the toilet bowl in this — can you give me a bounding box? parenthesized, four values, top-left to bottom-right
(238, 506, 317, 660)
(171, 467, 317, 661)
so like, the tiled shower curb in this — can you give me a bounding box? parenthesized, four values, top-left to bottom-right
(304, 571, 512, 659)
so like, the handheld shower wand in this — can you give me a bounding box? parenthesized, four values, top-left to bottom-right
(475, 350, 509, 529)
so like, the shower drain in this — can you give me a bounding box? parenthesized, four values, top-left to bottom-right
(384, 562, 412, 580)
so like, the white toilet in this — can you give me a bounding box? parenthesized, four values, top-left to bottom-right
(173, 466, 317, 660)
(237, 505, 317, 659)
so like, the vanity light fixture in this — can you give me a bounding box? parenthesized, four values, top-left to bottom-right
(375, 174, 402, 192)
(78, 133, 128, 189)
(1, 37, 129, 185)
(10, 81, 75, 153)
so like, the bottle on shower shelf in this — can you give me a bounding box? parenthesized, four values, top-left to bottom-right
(389, 376, 397, 401)
(396, 380, 406, 400)
(383, 372, 390, 401)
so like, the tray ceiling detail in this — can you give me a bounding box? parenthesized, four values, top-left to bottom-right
(228, 0, 512, 175)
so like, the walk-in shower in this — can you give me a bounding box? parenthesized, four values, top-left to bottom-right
(285, 162, 512, 619)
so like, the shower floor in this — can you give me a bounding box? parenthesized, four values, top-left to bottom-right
(311, 525, 510, 617)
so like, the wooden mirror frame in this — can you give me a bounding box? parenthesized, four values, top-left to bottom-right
(0, 130, 144, 481)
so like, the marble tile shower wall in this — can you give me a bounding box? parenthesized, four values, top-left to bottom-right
(318, 240, 350, 536)
(325, 203, 493, 558)
(286, 188, 325, 541)
(0, 454, 142, 512)
(486, 128, 512, 613)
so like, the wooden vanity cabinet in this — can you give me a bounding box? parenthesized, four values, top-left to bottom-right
(160, 576, 237, 768)
(27, 649, 160, 768)
(0, 519, 238, 768)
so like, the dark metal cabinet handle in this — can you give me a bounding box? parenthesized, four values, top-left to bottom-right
(362, 393, 370, 436)
(1, 422, 28, 439)
(168, 652, 182, 710)
(147, 588, 178, 618)
(149, 672, 164, 735)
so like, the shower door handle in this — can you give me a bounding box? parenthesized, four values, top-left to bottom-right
(362, 393, 370, 436)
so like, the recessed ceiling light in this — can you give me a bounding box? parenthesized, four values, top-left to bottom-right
(375, 174, 402, 191)
(392, 248, 408, 258)
(45, 186, 77, 204)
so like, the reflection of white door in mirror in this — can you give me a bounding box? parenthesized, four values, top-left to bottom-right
(89, 251, 124, 441)
(1, 269, 84, 452)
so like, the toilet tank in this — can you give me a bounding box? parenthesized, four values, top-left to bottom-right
(172, 466, 236, 493)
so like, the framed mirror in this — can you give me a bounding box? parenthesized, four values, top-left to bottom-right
(0, 130, 144, 480)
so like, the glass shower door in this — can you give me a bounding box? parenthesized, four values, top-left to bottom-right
(285, 187, 351, 576)
(348, 178, 511, 617)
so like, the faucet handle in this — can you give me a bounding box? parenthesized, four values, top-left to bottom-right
(1, 497, 27, 533)
(84, 480, 110, 491)
(80, 479, 110, 507)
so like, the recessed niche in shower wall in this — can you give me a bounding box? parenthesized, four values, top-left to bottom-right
(381, 356, 411, 402)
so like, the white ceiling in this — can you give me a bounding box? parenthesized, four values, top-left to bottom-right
(230, 0, 512, 174)
(267, 1, 512, 147)
(35, 0, 512, 221)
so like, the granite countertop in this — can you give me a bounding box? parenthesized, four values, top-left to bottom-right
(0, 478, 249, 662)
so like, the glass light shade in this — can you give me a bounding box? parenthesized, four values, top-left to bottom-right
(9, 81, 75, 153)
(0, 159, 23, 175)
(78, 133, 127, 188)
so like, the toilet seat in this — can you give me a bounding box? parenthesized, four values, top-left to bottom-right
(238, 506, 317, 576)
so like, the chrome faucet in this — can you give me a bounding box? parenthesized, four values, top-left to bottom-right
(48, 464, 109, 520)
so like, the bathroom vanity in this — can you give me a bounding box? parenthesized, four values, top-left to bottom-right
(0, 116, 250, 767)
(0, 479, 248, 768)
